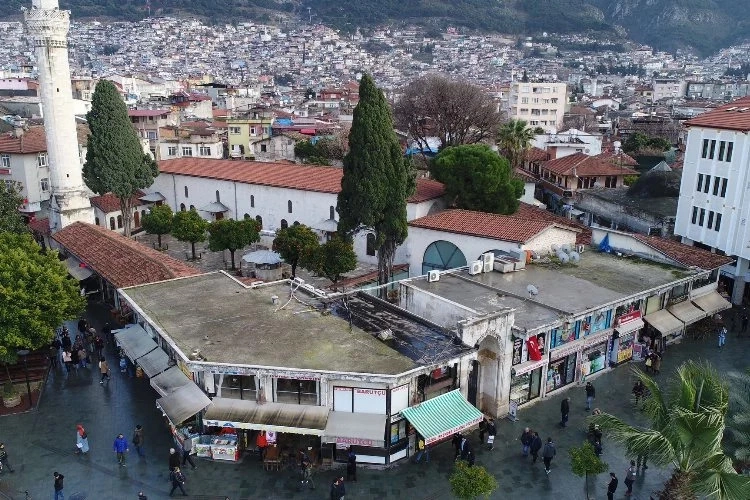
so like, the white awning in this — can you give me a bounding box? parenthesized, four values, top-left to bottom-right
(614, 319, 644, 335)
(114, 324, 158, 361)
(156, 382, 211, 426)
(63, 257, 93, 281)
(139, 192, 166, 202)
(203, 397, 329, 436)
(150, 366, 193, 397)
(644, 309, 683, 336)
(198, 201, 230, 213)
(668, 300, 706, 325)
(512, 358, 547, 377)
(135, 348, 171, 378)
(692, 291, 732, 317)
(322, 412, 386, 448)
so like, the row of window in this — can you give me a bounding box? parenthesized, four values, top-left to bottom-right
(228, 126, 267, 136)
(696, 174, 728, 197)
(182, 186, 337, 219)
(166, 146, 213, 157)
(95, 209, 146, 231)
(520, 97, 559, 104)
(691, 206, 722, 231)
(1, 153, 48, 168)
(518, 108, 557, 116)
(701, 139, 733, 162)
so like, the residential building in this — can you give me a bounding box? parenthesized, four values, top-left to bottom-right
(652, 78, 686, 102)
(508, 81, 568, 133)
(226, 109, 275, 159)
(251, 131, 304, 162)
(158, 126, 224, 161)
(128, 108, 178, 157)
(532, 128, 603, 159)
(686, 82, 750, 101)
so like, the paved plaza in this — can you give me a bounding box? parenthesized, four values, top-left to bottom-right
(0, 302, 747, 500)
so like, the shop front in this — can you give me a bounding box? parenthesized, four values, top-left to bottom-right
(400, 390, 483, 449)
(610, 310, 644, 366)
(667, 298, 706, 328)
(581, 340, 608, 379)
(546, 343, 579, 393)
(692, 290, 732, 317)
(154, 380, 212, 458)
(643, 308, 684, 347)
(509, 333, 547, 406)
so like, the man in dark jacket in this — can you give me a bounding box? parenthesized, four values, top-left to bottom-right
(169, 467, 188, 496)
(53, 472, 64, 500)
(0, 443, 14, 472)
(330, 476, 345, 500)
(542, 438, 556, 474)
(606, 472, 618, 500)
(520, 427, 533, 456)
(451, 433, 462, 460)
(486, 418, 497, 450)
(530, 432, 543, 464)
(585, 382, 596, 411)
(560, 397, 570, 427)
(169, 448, 181, 471)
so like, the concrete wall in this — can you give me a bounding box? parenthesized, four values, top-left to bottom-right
(398, 281, 478, 330)
(576, 193, 670, 236)
(591, 227, 680, 267)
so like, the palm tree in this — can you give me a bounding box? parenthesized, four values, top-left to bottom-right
(725, 369, 750, 472)
(591, 361, 750, 500)
(497, 118, 536, 171)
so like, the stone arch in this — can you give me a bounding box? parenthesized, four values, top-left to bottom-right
(422, 240, 467, 275)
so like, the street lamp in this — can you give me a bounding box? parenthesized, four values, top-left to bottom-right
(16, 349, 32, 409)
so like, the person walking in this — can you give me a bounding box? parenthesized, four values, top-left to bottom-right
(624, 460, 637, 495)
(299, 451, 315, 490)
(520, 427, 533, 457)
(637, 452, 648, 470)
(486, 417, 497, 450)
(330, 476, 345, 500)
(478, 416, 487, 443)
(459, 436, 472, 461)
(62, 350, 72, 373)
(632, 380, 645, 405)
(606, 472, 618, 500)
(168, 467, 188, 496)
(542, 437, 556, 474)
(451, 433, 462, 460)
(651, 353, 662, 375)
(113, 433, 129, 466)
(560, 397, 570, 427)
(718, 325, 727, 347)
(181, 439, 197, 469)
(346, 447, 357, 481)
(256, 431, 268, 461)
(53, 472, 65, 500)
(0, 443, 14, 473)
(585, 382, 596, 411)
(76, 424, 89, 454)
(99, 357, 110, 384)
(169, 448, 181, 472)
(132, 425, 145, 457)
(413, 436, 429, 463)
(77, 318, 88, 335)
(94, 335, 104, 359)
(530, 432, 543, 464)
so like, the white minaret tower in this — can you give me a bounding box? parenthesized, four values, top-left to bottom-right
(23, 0, 93, 232)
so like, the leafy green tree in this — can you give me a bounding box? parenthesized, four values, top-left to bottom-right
(497, 118, 536, 170)
(0, 180, 27, 234)
(431, 144, 523, 214)
(0, 232, 85, 372)
(449, 461, 498, 499)
(337, 73, 415, 287)
(592, 362, 750, 500)
(311, 237, 357, 290)
(141, 204, 173, 249)
(83, 80, 159, 237)
(272, 224, 320, 278)
(569, 441, 608, 499)
(171, 208, 208, 260)
(207, 218, 260, 270)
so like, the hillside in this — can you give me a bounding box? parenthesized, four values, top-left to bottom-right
(2, 0, 747, 55)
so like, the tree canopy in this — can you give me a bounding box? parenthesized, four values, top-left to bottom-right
(449, 461, 498, 499)
(622, 131, 672, 155)
(310, 237, 357, 290)
(171, 208, 208, 260)
(272, 224, 319, 278)
(497, 118, 536, 171)
(337, 73, 414, 286)
(141, 204, 173, 249)
(83, 80, 159, 237)
(0, 180, 27, 234)
(208, 218, 260, 270)
(431, 144, 524, 214)
(0, 232, 85, 365)
(569, 441, 608, 499)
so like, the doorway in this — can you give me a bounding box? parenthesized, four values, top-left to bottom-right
(467, 360, 479, 406)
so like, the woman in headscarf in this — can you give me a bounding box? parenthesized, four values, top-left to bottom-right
(76, 424, 89, 454)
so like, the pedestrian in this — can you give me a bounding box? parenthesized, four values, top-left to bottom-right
(61, 330, 72, 352)
(530, 432, 543, 464)
(132, 425, 145, 457)
(585, 381, 596, 411)
(413, 435, 429, 463)
(632, 380, 645, 405)
(741, 312, 748, 334)
(168, 466, 188, 496)
(77, 317, 87, 335)
(85, 327, 95, 354)
(451, 433, 462, 460)
(652, 353, 662, 375)
(169, 448, 181, 471)
(0, 443, 14, 473)
(76, 424, 89, 454)
(94, 335, 104, 358)
(346, 447, 357, 481)
(70, 348, 80, 372)
(606, 472, 618, 500)
(330, 476, 345, 500)
(718, 325, 727, 347)
(520, 427, 533, 457)
(119, 355, 127, 373)
(486, 417, 497, 450)
(594, 438, 603, 457)
(52, 336, 63, 366)
(542, 437, 556, 474)
(181, 439, 197, 469)
(256, 431, 268, 461)
(103, 322, 112, 344)
(78, 346, 88, 369)
(99, 357, 110, 384)
(624, 460, 637, 495)
(113, 433, 129, 466)
(48, 342, 58, 368)
(138, 492, 148, 500)
(299, 450, 315, 490)
(53, 471, 64, 500)
(560, 397, 570, 427)
(62, 350, 72, 373)
(636, 452, 648, 470)
(478, 416, 487, 443)
(459, 436, 472, 461)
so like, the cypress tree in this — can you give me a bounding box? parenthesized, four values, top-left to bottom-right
(337, 74, 414, 287)
(83, 80, 158, 237)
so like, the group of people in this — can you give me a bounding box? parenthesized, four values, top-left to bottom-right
(451, 432, 477, 466)
(50, 321, 108, 376)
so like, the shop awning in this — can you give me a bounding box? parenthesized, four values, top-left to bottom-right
(400, 390, 483, 445)
(63, 257, 93, 281)
(668, 300, 706, 325)
(512, 358, 547, 377)
(114, 324, 158, 361)
(643, 309, 683, 336)
(135, 347, 171, 378)
(692, 291, 732, 317)
(322, 412, 386, 448)
(150, 366, 193, 397)
(156, 382, 211, 425)
(614, 319, 644, 335)
(203, 397, 330, 436)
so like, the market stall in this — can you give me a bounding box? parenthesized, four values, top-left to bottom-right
(400, 390, 482, 446)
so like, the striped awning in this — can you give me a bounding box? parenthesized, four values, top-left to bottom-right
(400, 390, 483, 445)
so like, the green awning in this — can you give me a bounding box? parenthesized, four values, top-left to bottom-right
(400, 389, 483, 445)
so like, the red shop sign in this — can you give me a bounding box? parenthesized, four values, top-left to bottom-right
(616, 310, 641, 326)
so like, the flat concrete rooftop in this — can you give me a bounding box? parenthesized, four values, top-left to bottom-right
(122, 272, 416, 375)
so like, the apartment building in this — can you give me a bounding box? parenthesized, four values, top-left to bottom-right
(508, 81, 568, 133)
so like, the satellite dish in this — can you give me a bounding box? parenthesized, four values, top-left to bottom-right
(561, 244, 572, 253)
(569, 251, 580, 263)
(551, 244, 560, 253)
(557, 252, 570, 264)
(526, 284, 539, 297)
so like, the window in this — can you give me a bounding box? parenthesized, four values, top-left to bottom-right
(697, 174, 703, 192)
(39, 177, 49, 192)
(250, 127, 257, 136)
(715, 213, 722, 231)
(250, 195, 255, 208)
(215, 190, 220, 202)
(147, 130, 157, 140)
(220, 374, 257, 400)
(720, 178, 728, 197)
(180, 203, 186, 212)
(280, 219, 288, 229)
(718, 141, 726, 161)
(604, 176, 617, 188)
(329, 206, 335, 220)
(260, 144, 267, 152)
(37, 152, 47, 167)
(521, 97, 529, 104)
(709, 140, 716, 159)
(181, 146, 192, 157)
(366, 233, 376, 256)
(707, 211, 714, 229)
(95, 217, 100, 226)
(726, 142, 734, 162)
(577, 176, 596, 189)
(229, 126, 241, 135)
(713, 176, 720, 196)
(692, 206, 698, 224)
(275, 378, 318, 405)
(167, 146, 177, 157)
(243, 213, 250, 220)
(117, 215, 123, 229)
(0, 154, 9, 168)
(199, 146, 211, 156)
(287, 200, 293, 213)
(255, 215, 262, 228)
(184, 186, 189, 198)
(703, 176, 710, 194)
(189, 205, 195, 211)
(109, 217, 115, 230)
(293, 221, 299, 226)
(699, 208, 706, 226)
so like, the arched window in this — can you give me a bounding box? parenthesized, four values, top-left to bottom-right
(117, 215, 123, 229)
(330, 206, 335, 220)
(293, 221, 300, 226)
(422, 240, 467, 275)
(280, 219, 288, 229)
(244, 213, 251, 220)
(250, 195, 255, 208)
(109, 217, 115, 230)
(366, 233, 376, 256)
(216, 190, 221, 202)
(180, 203, 186, 212)
(184, 186, 189, 198)
(287, 200, 293, 213)
(255, 215, 263, 228)
(95, 217, 100, 226)
(189, 205, 195, 211)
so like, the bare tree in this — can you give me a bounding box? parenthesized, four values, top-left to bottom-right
(393, 74, 500, 152)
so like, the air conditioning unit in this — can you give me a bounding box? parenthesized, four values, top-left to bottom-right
(493, 258, 515, 273)
(468, 260, 483, 275)
(482, 252, 495, 272)
(427, 270, 440, 282)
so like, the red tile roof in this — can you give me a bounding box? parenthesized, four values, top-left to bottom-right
(526, 146, 549, 163)
(89, 191, 145, 214)
(684, 96, 750, 132)
(595, 150, 639, 167)
(158, 158, 444, 203)
(630, 234, 734, 270)
(0, 124, 90, 153)
(52, 222, 200, 288)
(27, 217, 50, 236)
(408, 209, 579, 243)
(515, 202, 591, 245)
(514, 168, 537, 183)
(542, 153, 639, 177)
(128, 109, 171, 118)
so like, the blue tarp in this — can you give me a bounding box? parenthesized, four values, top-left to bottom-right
(599, 234, 612, 253)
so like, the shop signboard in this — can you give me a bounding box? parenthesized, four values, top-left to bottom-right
(632, 343, 643, 362)
(425, 415, 483, 445)
(507, 400, 518, 422)
(549, 341, 580, 361)
(354, 388, 387, 414)
(335, 436, 374, 447)
(512, 337, 523, 365)
(616, 310, 641, 327)
(390, 384, 409, 414)
(617, 346, 633, 364)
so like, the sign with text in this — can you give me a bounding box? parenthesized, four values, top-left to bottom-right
(353, 388, 387, 414)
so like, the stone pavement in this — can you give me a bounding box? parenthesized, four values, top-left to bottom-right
(0, 302, 748, 500)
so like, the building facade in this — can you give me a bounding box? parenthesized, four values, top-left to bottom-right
(508, 81, 568, 133)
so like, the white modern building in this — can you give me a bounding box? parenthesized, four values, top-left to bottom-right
(508, 81, 568, 133)
(675, 96, 750, 304)
(532, 128, 603, 158)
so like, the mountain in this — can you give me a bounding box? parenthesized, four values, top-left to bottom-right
(2, 0, 747, 56)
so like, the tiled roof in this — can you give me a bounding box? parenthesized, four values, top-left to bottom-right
(595, 150, 639, 167)
(542, 153, 639, 177)
(514, 168, 537, 183)
(89, 191, 145, 214)
(630, 234, 734, 270)
(515, 202, 591, 245)
(526, 146, 549, 163)
(52, 222, 200, 288)
(408, 209, 579, 243)
(0, 124, 90, 153)
(158, 158, 444, 203)
(684, 96, 750, 132)
(27, 217, 50, 236)
(128, 109, 171, 117)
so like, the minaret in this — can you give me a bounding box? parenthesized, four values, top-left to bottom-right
(23, 0, 93, 232)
